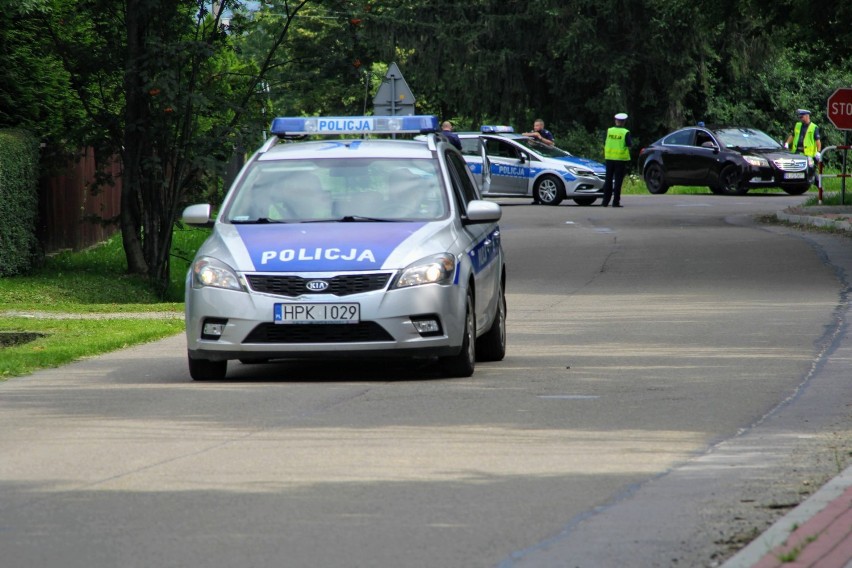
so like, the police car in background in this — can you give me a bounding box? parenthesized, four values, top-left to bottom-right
(182, 115, 506, 380)
(457, 126, 606, 206)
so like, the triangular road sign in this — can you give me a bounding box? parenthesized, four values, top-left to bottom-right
(372, 62, 416, 115)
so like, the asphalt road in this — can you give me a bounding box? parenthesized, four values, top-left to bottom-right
(1, 194, 850, 568)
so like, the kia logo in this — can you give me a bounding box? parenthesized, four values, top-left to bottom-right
(305, 280, 329, 291)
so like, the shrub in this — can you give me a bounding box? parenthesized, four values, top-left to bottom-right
(0, 130, 42, 276)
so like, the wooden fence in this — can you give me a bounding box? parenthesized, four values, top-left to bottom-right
(38, 148, 122, 253)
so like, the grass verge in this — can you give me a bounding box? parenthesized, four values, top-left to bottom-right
(0, 226, 209, 380)
(0, 317, 185, 378)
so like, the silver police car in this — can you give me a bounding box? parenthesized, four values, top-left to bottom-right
(182, 115, 506, 380)
(458, 126, 606, 206)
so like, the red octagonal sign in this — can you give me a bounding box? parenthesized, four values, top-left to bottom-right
(827, 87, 852, 130)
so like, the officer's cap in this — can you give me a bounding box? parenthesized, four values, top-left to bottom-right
(614, 113, 628, 120)
(796, 109, 811, 116)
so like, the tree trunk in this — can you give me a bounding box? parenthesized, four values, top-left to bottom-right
(121, 0, 150, 276)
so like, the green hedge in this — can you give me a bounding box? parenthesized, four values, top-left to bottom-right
(0, 130, 41, 276)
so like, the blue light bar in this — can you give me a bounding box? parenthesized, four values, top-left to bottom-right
(270, 115, 439, 137)
(481, 125, 514, 133)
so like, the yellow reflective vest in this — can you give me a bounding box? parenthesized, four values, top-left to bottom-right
(605, 127, 631, 161)
(792, 122, 818, 157)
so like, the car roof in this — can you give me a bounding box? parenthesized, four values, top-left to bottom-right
(457, 132, 526, 140)
(257, 138, 437, 161)
(669, 125, 769, 134)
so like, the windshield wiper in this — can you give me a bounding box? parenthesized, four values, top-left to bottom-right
(335, 215, 394, 222)
(230, 218, 287, 224)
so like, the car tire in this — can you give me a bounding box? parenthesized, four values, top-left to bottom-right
(188, 353, 227, 381)
(783, 184, 810, 196)
(643, 163, 669, 194)
(440, 291, 476, 377)
(718, 165, 748, 196)
(534, 175, 565, 205)
(476, 280, 506, 362)
(572, 196, 597, 206)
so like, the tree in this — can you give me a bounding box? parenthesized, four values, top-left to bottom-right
(236, 1, 374, 119)
(17, 0, 314, 296)
(0, 0, 85, 157)
(356, 0, 852, 150)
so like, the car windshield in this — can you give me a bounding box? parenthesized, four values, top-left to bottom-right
(512, 136, 574, 158)
(714, 128, 781, 150)
(225, 158, 447, 223)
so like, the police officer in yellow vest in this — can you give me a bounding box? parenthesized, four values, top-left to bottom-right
(784, 109, 822, 162)
(602, 112, 632, 207)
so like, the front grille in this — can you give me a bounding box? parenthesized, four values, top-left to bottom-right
(243, 322, 394, 343)
(773, 158, 808, 172)
(247, 273, 392, 297)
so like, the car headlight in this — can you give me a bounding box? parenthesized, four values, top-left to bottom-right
(565, 165, 596, 177)
(744, 156, 769, 168)
(191, 257, 244, 291)
(392, 253, 456, 289)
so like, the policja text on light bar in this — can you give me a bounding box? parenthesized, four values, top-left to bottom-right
(270, 115, 439, 137)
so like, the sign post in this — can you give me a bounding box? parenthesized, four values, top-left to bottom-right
(827, 87, 852, 204)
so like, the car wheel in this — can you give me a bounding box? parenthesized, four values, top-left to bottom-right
(572, 196, 597, 206)
(718, 165, 748, 196)
(783, 184, 810, 196)
(644, 163, 669, 194)
(476, 280, 506, 362)
(440, 291, 476, 377)
(534, 175, 565, 205)
(188, 352, 227, 380)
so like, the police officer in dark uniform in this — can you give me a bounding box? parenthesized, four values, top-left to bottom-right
(601, 112, 632, 208)
(523, 119, 555, 146)
(441, 121, 463, 151)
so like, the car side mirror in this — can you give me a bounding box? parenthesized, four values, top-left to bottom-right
(182, 203, 213, 226)
(701, 141, 719, 152)
(464, 200, 502, 225)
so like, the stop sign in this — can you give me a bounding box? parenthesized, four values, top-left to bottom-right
(827, 87, 852, 130)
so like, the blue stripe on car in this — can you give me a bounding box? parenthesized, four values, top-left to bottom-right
(236, 222, 426, 271)
(467, 228, 501, 274)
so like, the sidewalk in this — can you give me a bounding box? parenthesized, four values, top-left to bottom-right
(722, 465, 852, 568)
(721, 205, 852, 568)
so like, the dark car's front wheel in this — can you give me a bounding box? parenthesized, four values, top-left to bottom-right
(572, 196, 597, 206)
(717, 165, 748, 196)
(534, 175, 565, 205)
(782, 184, 810, 196)
(643, 162, 669, 194)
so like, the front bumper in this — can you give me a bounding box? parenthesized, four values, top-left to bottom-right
(745, 157, 814, 188)
(564, 173, 606, 196)
(185, 278, 468, 362)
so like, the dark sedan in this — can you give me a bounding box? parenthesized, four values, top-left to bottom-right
(639, 126, 816, 196)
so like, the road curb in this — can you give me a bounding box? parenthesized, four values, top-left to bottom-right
(776, 206, 852, 233)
